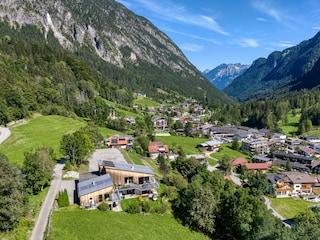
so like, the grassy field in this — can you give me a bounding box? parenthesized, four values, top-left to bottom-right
(51, 206, 209, 240)
(0, 115, 86, 166)
(269, 197, 316, 220)
(210, 143, 251, 161)
(155, 136, 205, 155)
(280, 109, 301, 136)
(133, 97, 161, 108)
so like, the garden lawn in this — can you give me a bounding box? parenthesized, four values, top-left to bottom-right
(269, 197, 316, 220)
(51, 206, 209, 240)
(155, 136, 206, 155)
(210, 143, 250, 161)
(0, 115, 86, 166)
(133, 97, 161, 108)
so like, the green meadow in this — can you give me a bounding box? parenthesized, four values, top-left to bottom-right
(269, 197, 316, 220)
(51, 206, 209, 240)
(0, 115, 86, 166)
(210, 143, 251, 161)
(155, 135, 205, 155)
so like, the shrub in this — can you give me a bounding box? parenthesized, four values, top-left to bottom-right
(126, 201, 141, 214)
(98, 202, 109, 211)
(142, 200, 151, 213)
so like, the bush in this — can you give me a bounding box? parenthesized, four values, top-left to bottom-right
(126, 201, 141, 214)
(142, 199, 151, 213)
(98, 202, 109, 211)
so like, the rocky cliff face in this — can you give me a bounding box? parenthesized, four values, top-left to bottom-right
(203, 63, 250, 89)
(0, 0, 234, 105)
(0, 0, 196, 74)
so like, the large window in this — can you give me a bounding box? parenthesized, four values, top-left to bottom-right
(139, 177, 149, 184)
(125, 177, 133, 184)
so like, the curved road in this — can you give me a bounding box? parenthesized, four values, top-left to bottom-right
(0, 127, 11, 144)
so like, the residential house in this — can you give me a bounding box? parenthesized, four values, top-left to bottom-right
(77, 173, 114, 209)
(197, 140, 222, 152)
(241, 139, 269, 155)
(151, 116, 167, 130)
(267, 172, 315, 198)
(246, 163, 268, 174)
(98, 160, 159, 197)
(106, 135, 134, 150)
(252, 155, 273, 167)
(232, 158, 248, 173)
(148, 141, 169, 159)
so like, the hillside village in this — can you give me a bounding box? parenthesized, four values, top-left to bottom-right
(73, 96, 320, 211)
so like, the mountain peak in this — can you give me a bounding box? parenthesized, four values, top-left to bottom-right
(202, 63, 250, 90)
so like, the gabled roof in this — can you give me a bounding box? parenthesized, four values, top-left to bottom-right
(279, 172, 315, 184)
(99, 160, 155, 175)
(246, 163, 268, 170)
(78, 174, 113, 197)
(233, 158, 247, 166)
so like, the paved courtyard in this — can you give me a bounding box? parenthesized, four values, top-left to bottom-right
(88, 148, 127, 172)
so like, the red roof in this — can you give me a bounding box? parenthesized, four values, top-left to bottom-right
(246, 163, 268, 170)
(148, 142, 169, 153)
(233, 158, 247, 166)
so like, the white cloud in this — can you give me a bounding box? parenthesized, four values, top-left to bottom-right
(252, 0, 283, 22)
(312, 26, 320, 30)
(180, 43, 204, 52)
(237, 38, 259, 48)
(256, 17, 267, 22)
(122, 0, 228, 35)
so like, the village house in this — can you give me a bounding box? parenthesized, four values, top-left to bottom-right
(267, 172, 315, 198)
(77, 173, 115, 209)
(186, 154, 207, 164)
(252, 155, 273, 167)
(148, 141, 169, 159)
(197, 139, 222, 152)
(246, 163, 269, 174)
(98, 160, 159, 198)
(106, 135, 134, 150)
(151, 116, 167, 130)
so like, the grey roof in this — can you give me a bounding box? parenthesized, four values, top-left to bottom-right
(78, 174, 113, 197)
(252, 155, 271, 162)
(281, 172, 315, 184)
(99, 160, 155, 175)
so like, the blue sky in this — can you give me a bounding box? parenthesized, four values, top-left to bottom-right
(116, 0, 320, 71)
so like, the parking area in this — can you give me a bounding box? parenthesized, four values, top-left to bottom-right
(88, 148, 127, 172)
(61, 148, 127, 204)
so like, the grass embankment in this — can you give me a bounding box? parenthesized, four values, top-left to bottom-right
(51, 206, 209, 240)
(210, 143, 250, 161)
(269, 197, 316, 220)
(0, 115, 86, 166)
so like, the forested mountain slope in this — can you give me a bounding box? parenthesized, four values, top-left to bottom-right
(224, 31, 320, 102)
(0, 0, 233, 106)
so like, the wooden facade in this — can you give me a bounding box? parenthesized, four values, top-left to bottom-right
(79, 186, 114, 207)
(102, 167, 153, 185)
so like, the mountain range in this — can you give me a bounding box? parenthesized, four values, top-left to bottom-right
(202, 63, 250, 90)
(0, 0, 233, 106)
(224, 31, 320, 102)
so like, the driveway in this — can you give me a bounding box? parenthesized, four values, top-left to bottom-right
(0, 127, 11, 144)
(88, 148, 126, 172)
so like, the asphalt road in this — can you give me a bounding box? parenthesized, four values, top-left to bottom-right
(30, 162, 65, 240)
(0, 127, 11, 144)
